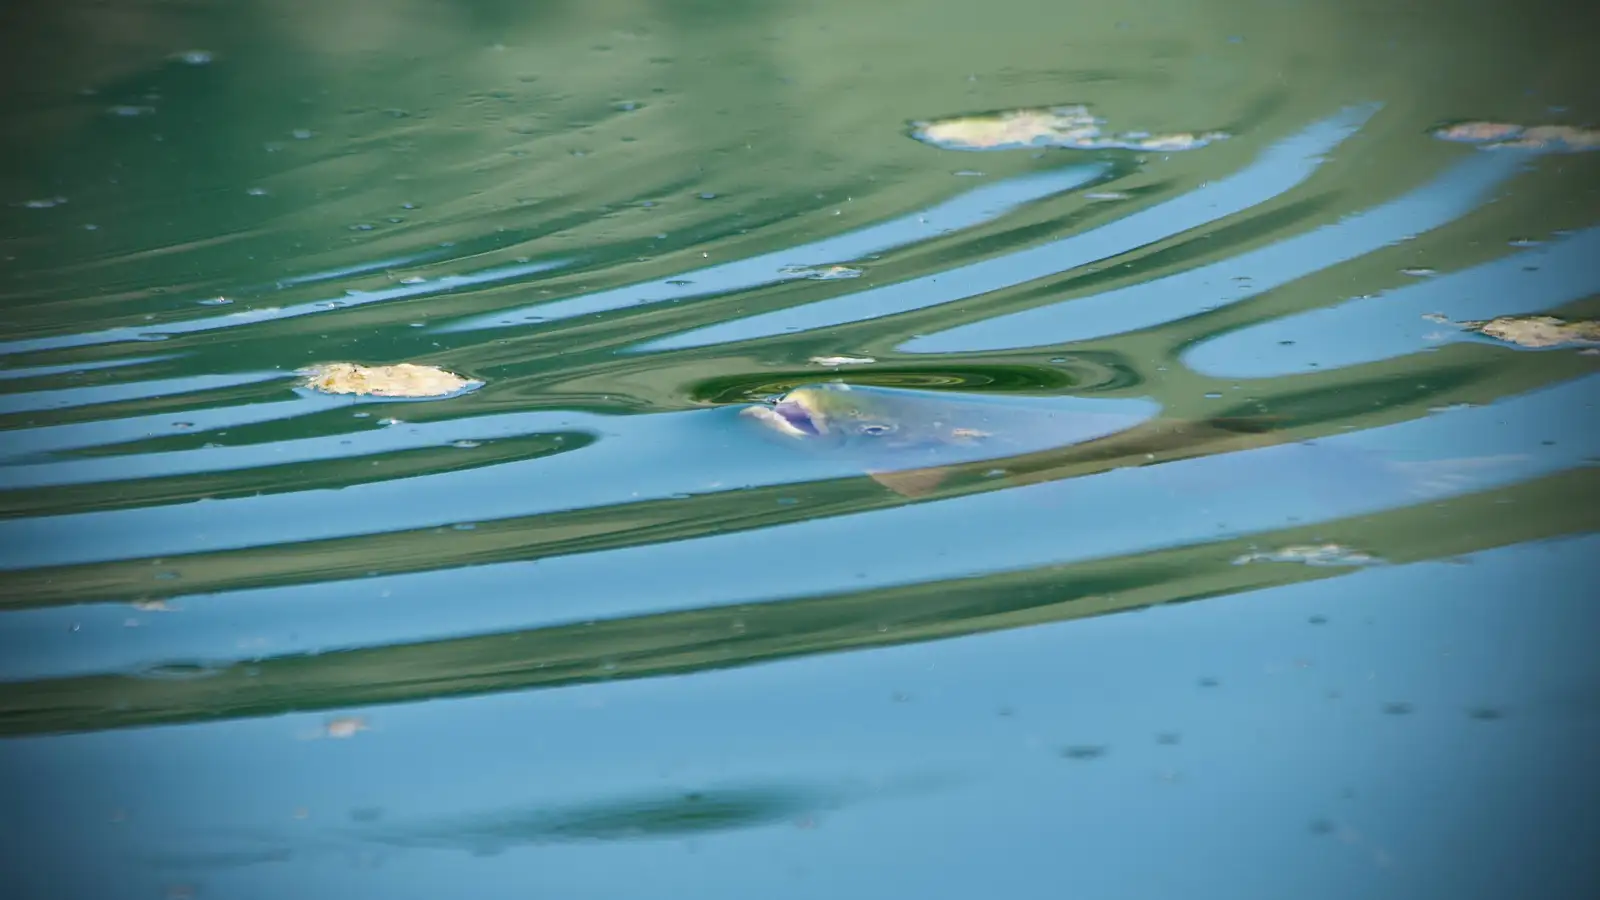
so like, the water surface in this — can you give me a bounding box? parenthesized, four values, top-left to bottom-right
(2, 1, 1597, 898)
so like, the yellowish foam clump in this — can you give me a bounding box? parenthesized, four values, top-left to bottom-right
(301, 362, 483, 398)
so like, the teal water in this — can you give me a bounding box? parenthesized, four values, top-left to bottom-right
(2, 1, 1598, 898)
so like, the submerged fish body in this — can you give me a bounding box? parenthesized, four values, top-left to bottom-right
(741, 383, 1160, 496)
(743, 383, 994, 453)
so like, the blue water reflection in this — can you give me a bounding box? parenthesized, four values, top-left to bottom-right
(901, 147, 1528, 352)
(436, 165, 1109, 333)
(633, 105, 1379, 352)
(4, 533, 1595, 899)
(3, 375, 1590, 681)
(1184, 226, 1600, 376)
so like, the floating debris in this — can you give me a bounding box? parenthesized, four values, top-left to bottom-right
(1432, 121, 1600, 153)
(809, 355, 876, 366)
(910, 104, 1229, 153)
(1233, 544, 1381, 567)
(780, 264, 863, 280)
(323, 717, 370, 739)
(1433, 121, 1526, 143)
(301, 362, 483, 399)
(1457, 315, 1600, 349)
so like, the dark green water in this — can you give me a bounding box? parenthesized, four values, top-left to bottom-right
(2, 1, 1598, 898)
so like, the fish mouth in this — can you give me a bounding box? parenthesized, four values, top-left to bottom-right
(741, 389, 829, 438)
(774, 394, 825, 435)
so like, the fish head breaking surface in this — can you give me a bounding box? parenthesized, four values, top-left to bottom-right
(741, 383, 991, 453)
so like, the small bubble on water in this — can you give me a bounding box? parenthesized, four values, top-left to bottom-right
(352, 412, 371, 418)
(377, 417, 403, 426)
(173, 49, 213, 65)
(613, 100, 640, 111)
(697, 192, 717, 200)
(22, 196, 67, 208)
(1400, 267, 1437, 277)
(385, 216, 405, 224)
(172, 422, 194, 429)
(1204, 391, 1223, 399)
(451, 522, 477, 531)
(246, 187, 269, 196)
(780, 264, 862, 281)
(108, 105, 154, 117)
(451, 439, 481, 448)
(324, 717, 368, 739)
(291, 128, 315, 139)
(399, 276, 426, 285)
(198, 296, 232, 306)
(349, 223, 375, 231)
